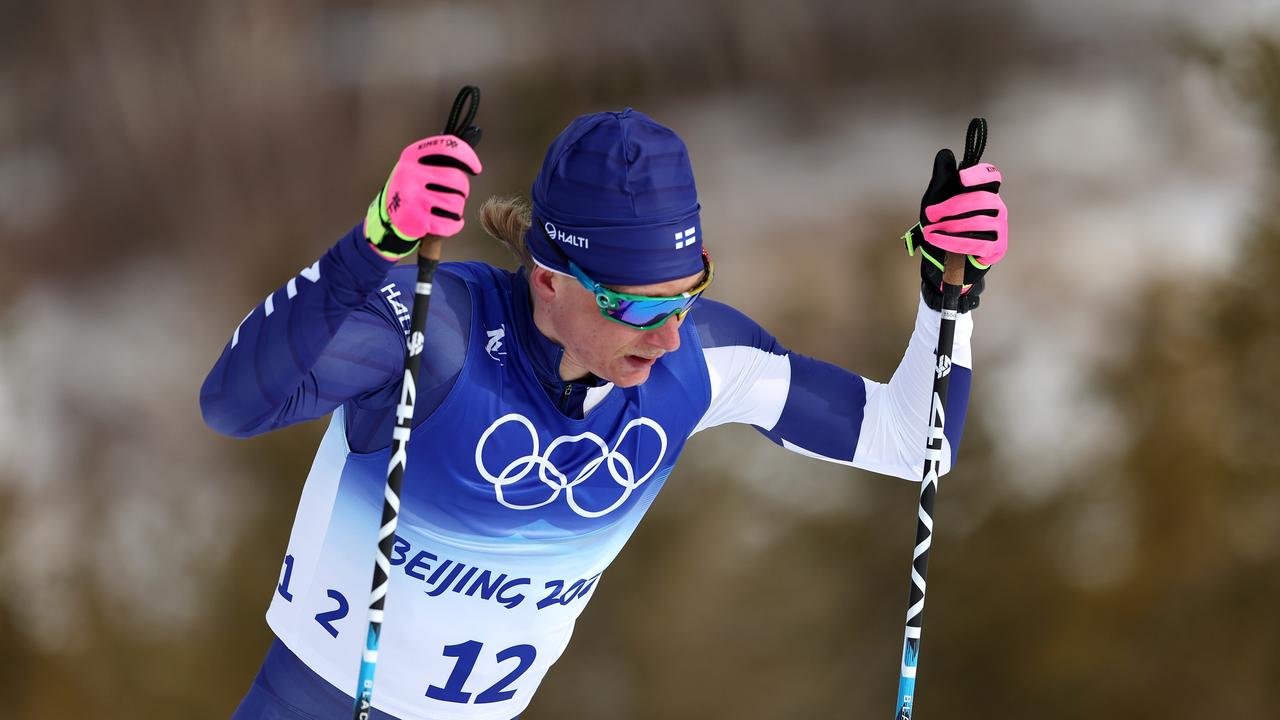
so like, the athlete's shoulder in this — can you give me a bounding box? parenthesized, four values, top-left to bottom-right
(365, 262, 480, 340)
(436, 261, 517, 291)
(687, 297, 785, 353)
(378, 260, 509, 286)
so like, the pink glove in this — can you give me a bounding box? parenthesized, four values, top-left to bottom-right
(365, 135, 483, 260)
(903, 148, 1009, 312)
(920, 160, 1007, 266)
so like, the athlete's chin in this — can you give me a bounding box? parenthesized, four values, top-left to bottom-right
(608, 355, 658, 387)
(611, 372, 648, 388)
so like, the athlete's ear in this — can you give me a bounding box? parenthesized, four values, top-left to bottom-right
(529, 265, 559, 304)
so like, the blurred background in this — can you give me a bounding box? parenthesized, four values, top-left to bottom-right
(3, 0, 1279, 717)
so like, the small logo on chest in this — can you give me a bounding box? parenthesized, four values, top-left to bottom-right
(485, 325, 506, 364)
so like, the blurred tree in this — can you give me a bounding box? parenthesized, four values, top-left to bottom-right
(923, 35, 1280, 720)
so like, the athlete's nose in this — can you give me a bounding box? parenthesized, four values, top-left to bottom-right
(645, 313, 683, 353)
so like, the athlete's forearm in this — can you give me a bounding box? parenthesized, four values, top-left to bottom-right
(199, 224, 401, 437)
(851, 296, 973, 480)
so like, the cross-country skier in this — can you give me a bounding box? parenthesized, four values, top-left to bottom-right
(201, 107, 1007, 720)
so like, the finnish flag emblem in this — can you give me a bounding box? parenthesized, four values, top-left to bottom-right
(674, 226, 697, 249)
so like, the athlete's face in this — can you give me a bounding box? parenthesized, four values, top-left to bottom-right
(530, 266, 703, 387)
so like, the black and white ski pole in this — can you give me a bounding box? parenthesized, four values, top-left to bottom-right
(352, 86, 482, 720)
(892, 118, 987, 720)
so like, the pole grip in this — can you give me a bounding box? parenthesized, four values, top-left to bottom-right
(418, 236, 444, 261)
(942, 252, 965, 288)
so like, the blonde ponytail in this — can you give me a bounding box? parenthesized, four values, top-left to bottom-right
(478, 195, 534, 270)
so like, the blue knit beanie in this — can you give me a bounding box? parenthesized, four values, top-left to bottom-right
(525, 108, 703, 285)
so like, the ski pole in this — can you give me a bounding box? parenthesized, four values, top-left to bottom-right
(352, 85, 482, 720)
(892, 117, 987, 720)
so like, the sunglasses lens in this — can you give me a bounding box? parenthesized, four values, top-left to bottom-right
(609, 296, 697, 328)
(574, 250, 713, 329)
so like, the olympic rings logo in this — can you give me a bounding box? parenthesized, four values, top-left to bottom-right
(474, 413, 668, 519)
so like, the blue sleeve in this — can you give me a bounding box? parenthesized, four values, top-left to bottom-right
(199, 225, 471, 446)
(756, 353, 869, 460)
(690, 298, 787, 356)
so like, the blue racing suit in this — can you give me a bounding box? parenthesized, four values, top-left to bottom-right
(200, 224, 973, 720)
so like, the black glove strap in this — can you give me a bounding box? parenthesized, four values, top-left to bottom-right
(374, 225, 421, 257)
(920, 279, 982, 313)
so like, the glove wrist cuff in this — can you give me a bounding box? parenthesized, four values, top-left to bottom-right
(364, 195, 420, 260)
(920, 280, 981, 313)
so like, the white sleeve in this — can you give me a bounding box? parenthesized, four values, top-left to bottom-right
(851, 297, 973, 480)
(690, 345, 791, 435)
